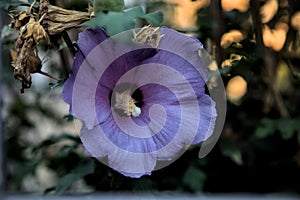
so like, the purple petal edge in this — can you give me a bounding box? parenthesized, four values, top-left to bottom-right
(62, 28, 108, 107)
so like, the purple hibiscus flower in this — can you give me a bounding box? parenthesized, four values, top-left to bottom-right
(62, 26, 217, 178)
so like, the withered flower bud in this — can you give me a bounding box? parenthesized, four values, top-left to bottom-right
(12, 38, 35, 93)
(20, 14, 50, 45)
(9, 0, 87, 92)
(11, 37, 59, 93)
(39, 0, 93, 35)
(9, 0, 36, 30)
(9, 11, 31, 29)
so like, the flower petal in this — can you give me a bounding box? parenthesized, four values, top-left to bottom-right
(159, 27, 208, 82)
(80, 124, 156, 178)
(62, 28, 108, 106)
(193, 94, 217, 144)
(63, 27, 219, 177)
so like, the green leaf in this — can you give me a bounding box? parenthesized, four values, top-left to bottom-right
(292, 70, 300, 80)
(140, 10, 164, 26)
(277, 119, 296, 140)
(13, 161, 40, 184)
(286, 59, 300, 81)
(33, 133, 79, 151)
(54, 159, 94, 194)
(84, 8, 138, 36)
(254, 118, 277, 139)
(94, 0, 124, 13)
(255, 118, 300, 140)
(84, 6, 163, 36)
(220, 142, 243, 165)
(133, 177, 157, 191)
(182, 166, 206, 192)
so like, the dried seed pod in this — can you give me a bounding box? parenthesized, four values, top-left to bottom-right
(39, 0, 92, 35)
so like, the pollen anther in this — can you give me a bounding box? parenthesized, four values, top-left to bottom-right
(114, 90, 141, 117)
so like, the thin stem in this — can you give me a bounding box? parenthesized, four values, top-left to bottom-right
(39, 71, 61, 81)
(210, 0, 225, 67)
(250, 0, 290, 118)
(61, 31, 77, 57)
(264, 50, 290, 118)
(29, 0, 37, 13)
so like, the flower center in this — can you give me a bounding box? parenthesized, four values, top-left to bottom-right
(114, 89, 141, 117)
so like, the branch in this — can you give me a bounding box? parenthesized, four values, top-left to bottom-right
(250, 0, 290, 118)
(61, 30, 77, 57)
(210, 0, 225, 67)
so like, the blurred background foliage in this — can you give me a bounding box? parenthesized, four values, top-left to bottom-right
(1, 0, 300, 195)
